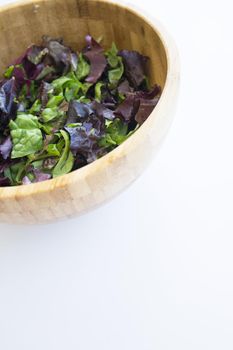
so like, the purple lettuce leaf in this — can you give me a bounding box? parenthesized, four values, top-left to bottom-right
(72, 153, 87, 170)
(39, 81, 52, 108)
(22, 176, 32, 185)
(0, 78, 18, 130)
(0, 136, 12, 160)
(115, 84, 161, 125)
(98, 83, 118, 107)
(27, 45, 48, 65)
(119, 50, 148, 88)
(65, 102, 106, 163)
(13, 45, 50, 82)
(65, 126, 99, 163)
(117, 79, 133, 95)
(13, 45, 46, 65)
(42, 36, 78, 74)
(134, 85, 161, 125)
(11, 66, 26, 87)
(11, 42, 64, 85)
(0, 158, 15, 173)
(0, 176, 11, 186)
(66, 100, 94, 125)
(114, 95, 140, 123)
(0, 158, 18, 187)
(83, 35, 107, 83)
(90, 101, 115, 121)
(22, 169, 51, 185)
(33, 169, 51, 183)
(133, 84, 161, 100)
(135, 98, 160, 125)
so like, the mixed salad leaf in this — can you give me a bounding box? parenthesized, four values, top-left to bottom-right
(0, 35, 161, 186)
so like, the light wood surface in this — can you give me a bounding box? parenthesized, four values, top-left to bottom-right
(0, 0, 179, 224)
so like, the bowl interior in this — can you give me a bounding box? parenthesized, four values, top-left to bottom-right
(0, 0, 167, 87)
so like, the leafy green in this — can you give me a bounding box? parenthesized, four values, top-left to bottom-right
(108, 58, 124, 85)
(94, 82, 104, 102)
(46, 144, 61, 156)
(35, 66, 55, 81)
(31, 159, 44, 169)
(9, 114, 43, 158)
(41, 107, 64, 123)
(4, 65, 14, 79)
(99, 118, 128, 147)
(64, 83, 82, 102)
(105, 43, 124, 85)
(76, 53, 90, 80)
(52, 76, 72, 91)
(105, 43, 119, 68)
(51, 71, 93, 102)
(46, 93, 64, 108)
(52, 130, 74, 177)
(4, 160, 27, 185)
(39, 122, 54, 135)
(29, 99, 41, 114)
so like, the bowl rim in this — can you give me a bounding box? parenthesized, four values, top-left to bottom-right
(0, 0, 180, 199)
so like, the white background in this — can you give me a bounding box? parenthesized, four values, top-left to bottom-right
(0, 0, 233, 349)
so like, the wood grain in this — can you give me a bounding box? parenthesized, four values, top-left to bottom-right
(0, 0, 179, 224)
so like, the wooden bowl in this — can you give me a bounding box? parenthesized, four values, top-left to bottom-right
(0, 0, 179, 224)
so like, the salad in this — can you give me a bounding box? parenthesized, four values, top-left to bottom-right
(0, 35, 161, 186)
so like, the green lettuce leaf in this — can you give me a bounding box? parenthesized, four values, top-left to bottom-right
(29, 99, 42, 114)
(46, 93, 64, 108)
(52, 130, 74, 177)
(105, 43, 119, 68)
(105, 43, 124, 85)
(76, 53, 90, 80)
(94, 82, 104, 102)
(51, 76, 72, 91)
(4, 65, 14, 79)
(41, 107, 64, 123)
(4, 160, 27, 185)
(99, 118, 128, 147)
(9, 114, 43, 158)
(108, 58, 124, 85)
(46, 144, 61, 156)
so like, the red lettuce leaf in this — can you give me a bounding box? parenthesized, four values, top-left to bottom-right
(33, 169, 51, 182)
(0, 78, 18, 130)
(22, 169, 51, 185)
(0, 176, 10, 186)
(83, 35, 107, 83)
(90, 101, 115, 121)
(135, 98, 160, 125)
(117, 79, 133, 95)
(134, 84, 161, 99)
(13, 45, 49, 82)
(39, 81, 52, 108)
(116, 84, 161, 125)
(0, 159, 15, 173)
(72, 153, 87, 170)
(42, 36, 78, 74)
(119, 50, 148, 88)
(114, 95, 140, 123)
(0, 136, 12, 160)
(65, 101, 106, 163)
(65, 126, 100, 163)
(22, 176, 32, 185)
(134, 85, 161, 125)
